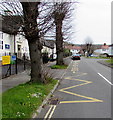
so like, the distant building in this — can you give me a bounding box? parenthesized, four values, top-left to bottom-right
(64, 44, 82, 54)
(94, 43, 113, 57)
(41, 40, 56, 58)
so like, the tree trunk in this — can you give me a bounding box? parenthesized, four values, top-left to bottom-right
(21, 2, 44, 83)
(56, 20, 64, 65)
(28, 40, 43, 82)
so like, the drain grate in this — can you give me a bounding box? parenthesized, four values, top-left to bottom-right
(49, 98, 59, 105)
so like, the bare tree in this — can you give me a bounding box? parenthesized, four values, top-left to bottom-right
(84, 36, 93, 57)
(21, 2, 44, 83)
(0, 0, 54, 83)
(52, 2, 74, 65)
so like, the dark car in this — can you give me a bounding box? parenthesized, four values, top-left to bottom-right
(71, 54, 81, 60)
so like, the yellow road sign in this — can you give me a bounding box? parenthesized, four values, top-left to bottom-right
(2, 56, 11, 65)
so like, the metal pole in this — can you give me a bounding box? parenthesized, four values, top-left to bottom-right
(9, 53, 11, 76)
(14, 35, 16, 54)
(15, 53, 17, 74)
(23, 53, 26, 70)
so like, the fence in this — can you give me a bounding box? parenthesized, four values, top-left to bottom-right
(1, 52, 30, 79)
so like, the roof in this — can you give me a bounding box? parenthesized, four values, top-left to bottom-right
(101, 45, 109, 49)
(65, 45, 81, 50)
(43, 40, 55, 49)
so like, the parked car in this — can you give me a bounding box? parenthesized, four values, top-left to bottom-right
(71, 54, 81, 60)
(90, 54, 98, 57)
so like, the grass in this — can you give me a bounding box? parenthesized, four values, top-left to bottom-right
(0, 94, 2, 120)
(85, 56, 110, 59)
(2, 79, 58, 119)
(51, 65, 68, 69)
(105, 58, 113, 64)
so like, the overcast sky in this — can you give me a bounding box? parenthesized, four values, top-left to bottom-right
(71, 0, 111, 45)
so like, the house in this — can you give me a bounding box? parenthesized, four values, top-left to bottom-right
(106, 44, 113, 57)
(94, 43, 113, 57)
(64, 44, 82, 54)
(41, 40, 56, 58)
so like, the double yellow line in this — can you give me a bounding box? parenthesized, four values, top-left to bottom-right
(59, 77, 103, 104)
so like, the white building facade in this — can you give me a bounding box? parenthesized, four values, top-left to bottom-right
(94, 45, 113, 57)
(0, 31, 30, 61)
(0, 31, 56, 61)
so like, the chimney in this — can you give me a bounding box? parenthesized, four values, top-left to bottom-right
(104, 43, 106, 46)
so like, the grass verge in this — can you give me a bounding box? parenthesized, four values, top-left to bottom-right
(2, 79, 58, 119)
(105, 58, 113, 64)
(51, 65, 68, 69)
(85, 56, 110, 59)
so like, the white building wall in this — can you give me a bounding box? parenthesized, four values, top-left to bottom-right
(42, 46, 52, 57)
(70, 49, 79, 54)
(41, 43, 56, 59)
(94, 49, 109, 54)
(94, 47, 113, 56)
(0, 31, 30, 61)
(108, 47, 113, 56)
(15, 34, 30, 59)
(0, 32, 12, 60)
(0, 31, 57, 61)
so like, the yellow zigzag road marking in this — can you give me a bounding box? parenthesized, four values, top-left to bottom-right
(59, 78, 103, 104)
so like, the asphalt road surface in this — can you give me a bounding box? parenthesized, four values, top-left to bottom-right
(37, 57, 112, 120)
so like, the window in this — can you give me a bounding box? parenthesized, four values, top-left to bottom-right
(102, 49, 107, 51)
(0, 40, 3, 49)
(18, 45, 21, 51)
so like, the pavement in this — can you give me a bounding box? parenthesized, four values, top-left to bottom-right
(1, 57, 70, 93)
(1, 70, 30, 93)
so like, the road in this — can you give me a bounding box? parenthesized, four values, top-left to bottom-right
(37, 57, 112, 119)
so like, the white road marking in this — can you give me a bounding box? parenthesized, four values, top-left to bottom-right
(98, 73, 113, 86)
(44, 105, 53, 119)
(44, 105, 56, 120)
(61, 60, 73, 79)
(48, 105, 56, 119)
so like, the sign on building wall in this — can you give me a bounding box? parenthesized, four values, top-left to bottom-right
(2, 56, 10, 65)
(5, 44, 10, 49)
